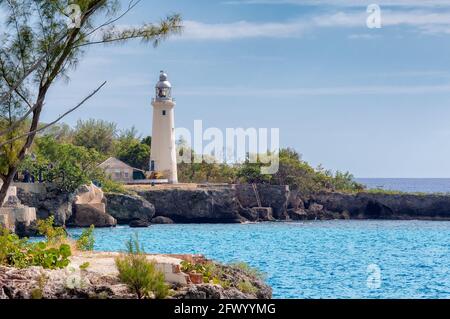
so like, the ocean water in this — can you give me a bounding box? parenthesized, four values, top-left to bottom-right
(69, 220, 450, 299)
(356, 178, 450, 194)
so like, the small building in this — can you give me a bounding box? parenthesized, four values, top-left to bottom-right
(99, 157, 145, 182)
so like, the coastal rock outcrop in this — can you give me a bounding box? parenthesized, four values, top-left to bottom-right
(16, 183, 71, 226)
(105, 193, 155, 225)
(151, 216, 174, 224)
(136, 187, 248, 223)
(235, 184, 290, 220)
(0, 252, 272, 300)
(133, 184, 290, 223)
(308, 191, 450, 220)
(15, 182, 450, 226)
(67, 184, 116, 228)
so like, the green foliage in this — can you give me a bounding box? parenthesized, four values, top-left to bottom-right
(30, 272, 48, 300)
(76, 225, 95, 251)
(99, 177, 129, 194)
(141, 136, 152, 147)
(236, 148, 364, 194)
(73, 119, 118, 155)
(180, 261, 231, 287)
(112, 127, 151, 171)
(79, 262, 90, 271)
(229, 262, 265, 280)
(37, 216, 67, 244)
(115, 235, 168, 299)
(237, 280, 258, 294)
(116, 142, 151, 171)
(21, 136, 106, 193)
(0, 227, 71, 270)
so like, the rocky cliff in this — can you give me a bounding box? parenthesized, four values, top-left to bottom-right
(309, 191, 450, 220)
(133, 184, 290, 223)
(15, 183, 450, 227)
(16, 183, 116, 228)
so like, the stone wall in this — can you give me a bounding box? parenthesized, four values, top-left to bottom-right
(0, 184, 37, 235)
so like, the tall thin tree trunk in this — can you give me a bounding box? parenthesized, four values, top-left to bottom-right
(0, 98, 44, 206)
(0, 167, 17, 206)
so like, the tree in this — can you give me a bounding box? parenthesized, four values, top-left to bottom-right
(117, 142, 150, 171)
(141, 136, 152, 147)
(21, 136, 104, 192)
(73, 119, 117, 154)
(0, 0, 182, 205)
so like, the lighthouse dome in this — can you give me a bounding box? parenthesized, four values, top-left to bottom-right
(155, 70, 172, 100)
(156, 71, 172, 88)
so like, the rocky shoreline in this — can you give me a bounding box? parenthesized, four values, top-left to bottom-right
(10, 183, 450, 232)
(0, 252, 271, 300)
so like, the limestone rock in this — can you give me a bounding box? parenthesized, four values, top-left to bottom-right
(67, 184, 116, 228)
(69, 203, 116, 228)
(16, 183, 72, 226)
(138, 188, 246, 223)
(151, 216, 174, 224)
(235, 184, 290, 220)
(310, 191, 450, 220)
(287, 209, 308, 221)
(129, 219, 150, 228)
(105, 193, 155, 224)
(251, 207, 275, 221)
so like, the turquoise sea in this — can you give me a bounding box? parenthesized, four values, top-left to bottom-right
(69, 220, 450, 299)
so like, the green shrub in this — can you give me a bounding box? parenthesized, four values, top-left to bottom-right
(37, 216, 67, 244)
(99, 178, 129, 194)
(0, 227, 71, 269)
(115, 235, 168, 299)
(180, 261, 219, 284)
(31, 272, 48, 299)
(76, 225, 95, 251)
(237, 280, 258, 294)
(79, 262, 90, 271)
(229, 262, 265, 280)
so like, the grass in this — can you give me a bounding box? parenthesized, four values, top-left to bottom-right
(229, 262, 266, 280)
(115, 235, 168, 299)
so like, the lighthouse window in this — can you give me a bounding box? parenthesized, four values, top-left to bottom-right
(162, 110, 166, 116)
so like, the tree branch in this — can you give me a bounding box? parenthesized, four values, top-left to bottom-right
(0, 81, 107, 149)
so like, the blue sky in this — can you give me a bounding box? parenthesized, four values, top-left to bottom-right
(39, 0, 450, 177)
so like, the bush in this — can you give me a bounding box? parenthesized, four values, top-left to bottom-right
(237, 280, 258, 294)
(98, 178, 129, 194)
(0, 227, 71, 269)
(115, 235, 168, 299)
(76, 225, 95, 251)
(229, 262, 265, 280)
(36, 216, 67, 244)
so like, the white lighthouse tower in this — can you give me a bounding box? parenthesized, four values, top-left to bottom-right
(150, 71, 178, 184)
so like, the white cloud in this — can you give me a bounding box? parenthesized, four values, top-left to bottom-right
(178, 10, 450, 40)
(181, 20, 308, 40)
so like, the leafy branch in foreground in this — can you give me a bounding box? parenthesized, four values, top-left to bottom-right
(0, 0, 183, 205)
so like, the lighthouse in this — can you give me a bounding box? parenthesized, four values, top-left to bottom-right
(150, 71, 178, 184)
